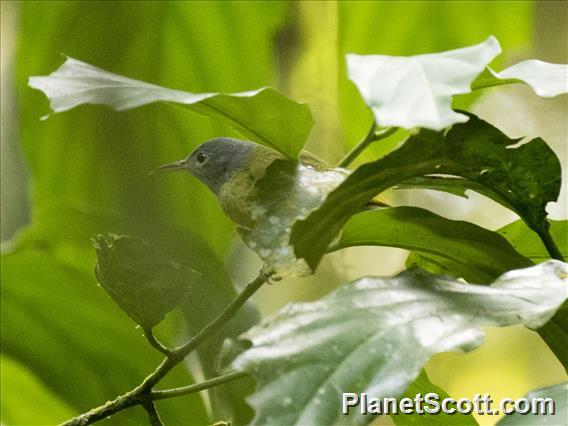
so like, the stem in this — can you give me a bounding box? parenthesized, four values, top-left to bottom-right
(60, 268, 272, 426)
(140, 267, 271, 390)
(144, 328, 171, 355)
(338, 123, 397, 168)
(538, 227, 564, 261)
(151, 371, 249, 401)
(142, 401, 164, 426)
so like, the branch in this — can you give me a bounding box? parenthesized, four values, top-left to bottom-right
(151, 371, 250, 401)
(338, 123, 398, 168)
(60, 267, 272, 426)
(142, 401, 164, 426)
(538, 226, 564, 261)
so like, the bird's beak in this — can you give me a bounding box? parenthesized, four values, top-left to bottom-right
(149, 159, 187, 175)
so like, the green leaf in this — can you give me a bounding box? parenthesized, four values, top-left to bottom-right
(498, 219, 567, 263)
(332, 207, 532, 283)
(29, 56, 312, 159)
(1, 249, 209, 425)
(394, 371, 478, 425)
(291, 113, 561, 270)
(407, 219, 568, 371)
(0, 355, 75, 425)
(496, 382, 567, 425)
(93, 234, 197, 329)
(233, 261, 567, 426)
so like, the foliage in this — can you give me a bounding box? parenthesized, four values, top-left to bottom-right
(2, 2, 567, 426)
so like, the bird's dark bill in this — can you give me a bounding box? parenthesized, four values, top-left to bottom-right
(150, 159, 187, 175)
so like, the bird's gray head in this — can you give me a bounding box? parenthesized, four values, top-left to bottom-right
(155, 137, 257, 194)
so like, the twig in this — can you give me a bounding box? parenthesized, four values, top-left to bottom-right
(143, 327, 172, 355)
(60, 267, 272, 426)
(142, 401, 164, 426)
(338, 123, 398, 168)
(151, 371, 250, 401)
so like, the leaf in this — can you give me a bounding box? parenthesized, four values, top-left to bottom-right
(93, 234, 197, 329)
(291, 113, 561, 271)
(332, 207, 532, 283)
(28, 56, 312, 159)
(239, 159, 347, 276)
(472, 61, 568, 97)
(498, 219, 567, 262)
(496, 382, 567, 425)
(0, 249, 209, 425)
(346, 36, 501, 130)
(233, 261, 568, 426)
(0, 355, 75, 425)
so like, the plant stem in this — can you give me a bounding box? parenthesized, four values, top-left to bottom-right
(144, 327, 171, 355)
(338, 123, 397, 168)
(152, 371, 250, 401)
(139, 267, 272, 390)
(142, 401, 164, 426)
(538, 227, 564, 261)
(60, 268, 272, 426)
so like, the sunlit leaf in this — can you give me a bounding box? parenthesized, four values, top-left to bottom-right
(29, 56, 312, 159)
(472, 61, 568, 97)
(346, 36, 501, 130)
(233, 261, 568, 426)
(239, 159, 347, 276)
(332, 207, 532, 283)
(291, 113, 561, 270)
(497, 382, 567, 425)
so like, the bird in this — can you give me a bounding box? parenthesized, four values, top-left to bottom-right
(154, 137, 388, 230)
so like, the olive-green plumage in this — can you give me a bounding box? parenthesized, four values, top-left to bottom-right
(155, 137, 327, 229)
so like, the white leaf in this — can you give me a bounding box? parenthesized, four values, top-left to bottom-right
(491, 59, 568, 97)
(347, 36, 501, 130)
(28, 56, 313, 158)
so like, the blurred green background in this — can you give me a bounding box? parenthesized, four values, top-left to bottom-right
(1, 1, 566, 425)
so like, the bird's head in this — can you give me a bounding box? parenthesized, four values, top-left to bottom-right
(154, 137, 257, 195)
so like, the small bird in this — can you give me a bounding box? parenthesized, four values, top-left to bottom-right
(154, 137, 328, 229)
(155, 137, 388, 231)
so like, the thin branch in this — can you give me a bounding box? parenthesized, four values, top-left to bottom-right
(143, 327, 172, 355)
(142, 400, 164, 426)
(152, 371, 250, 401)
(338, 123, 398, 168)
(60, 267, 272, 426)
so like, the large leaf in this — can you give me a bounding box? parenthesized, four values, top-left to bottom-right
(338, 1, 532, 149)
(407, 218, 568, 371)
(472, 61, 568, 97)
(497, 382, 567, 425)
(0, 248, 209, 425)
(29, 56, 312, 159)
(331, 207, 532, 283)
(346, 36, 501, 130)
(291, 113, 561, 270)
(233, 261, 567, 426)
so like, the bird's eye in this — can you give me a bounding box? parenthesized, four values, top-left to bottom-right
(196, 152, 208, 165)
